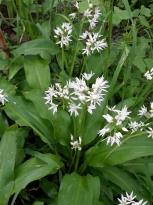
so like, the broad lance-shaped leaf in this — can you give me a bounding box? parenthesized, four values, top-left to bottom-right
(102, 167, 144, 197)
(85, 133, 153, 167)
(0, 127, 17, 205)
(24, 90, 72, 146)
(13, 153, 63, 193)
(24, 56, 50, 90)
(5, 96, 54, 148)
(13, 38, 59, 56)
(57, 173, 100, 205)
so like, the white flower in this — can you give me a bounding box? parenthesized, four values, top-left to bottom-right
(68, 103, 81, 116)
(138, 105, 147, 117)
(80, 31, 107, 55)
(103, 114, 113, 123)
(89, 7, 101, 29)
(129, 121, 144, 133)
(70, 135, 82, 151)
(92, 76, 109, 92)
(144, 67, 153, 80)
(147, 127, 153, 139)
(98, 127, 110, 137)
(87, 103, 96, 114)
(115, 106, 131, 125)
(44, 86, 56, 104)
(69, 12, 76, 20)
(48, 103, 58, 114)
(118, 192, 147, 205)
(0, 89, 8, 105)
(84, 8, 92, 18)
(82, 72, 94, 81)
(75, 1, 79, 9)
(54, 22, 72, 47)
(107, 132, 123, 146)
(44, 75, 108, 116)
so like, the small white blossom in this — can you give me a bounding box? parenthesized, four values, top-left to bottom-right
(70, 135, 82, 151)
(129, 121, 144, 133)
(115, 106, 131, 125)
(82, 72, 94, 81)
(48, 103, 58, 114)
(54, 22, 72, 47)
(144, 67, 153, 80)
(80, 31, 107, 55)
(118, 192, 147, 205)
(0, 89, 8, 105)
(83, 7, 101, 29)
(84, 8, 92, 18)
(69, 12, 77, 20)
(68, 103, 81, 117)
(138, 105, 147, 117)
(74, 1, 79, 9)
(147, 127, 153, 139)
(87, 103, 96, 114)
(44, 86, 56, 104)
(98, 127, 110, 137)
(103, 114, 113, 123)
(107, 132, 123, 146)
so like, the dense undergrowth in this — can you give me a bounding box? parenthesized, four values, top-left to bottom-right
(0, 0, 153, 204)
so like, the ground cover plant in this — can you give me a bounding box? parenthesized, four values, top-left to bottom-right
(0, 0, 153, 204)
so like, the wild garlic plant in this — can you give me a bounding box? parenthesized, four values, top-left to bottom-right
(1, 0, 153, 204)
(53, 1, 107, 76)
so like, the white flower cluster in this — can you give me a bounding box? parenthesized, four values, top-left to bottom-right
(0, 89, 8, 105)
(128, 121, 145, 133)
(118, 192, 147, 205)
(44, 73, 108, 116)
(54, 22, 72, 47)
(138, 103, 153, 139)
(98, 106, 131, 146)
(144, 67, 153, 80)
(84, 7, 101, 29)
(54, 2, 107, 55)
(70, 135, 82, 151)
(80, 31, 107, 56)
(138, 103, 153, 118)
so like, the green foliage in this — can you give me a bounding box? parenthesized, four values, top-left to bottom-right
(57, 173, 100, 205)
(0, 0, 153, 204)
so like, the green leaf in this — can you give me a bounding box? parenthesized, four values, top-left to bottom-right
(23, 89, 53, 121)
(8, 56, 24, 80)
(13, 39, 59, 57)
(33, 202, 44, 205)
(82, 107, 102, 145)
(57, 173, 100, 205)
(14, 153, 63, 193)
(140, 6, 151, 17)
(0, 78, 16, 96)
(124, 157, 153, 175)
(52, 110, 71, 145)
(24, 56, 50, 90)
(85, 133, 153, 168)
(112, 7, 130, 25)
(5, 96, 54, 148)
(139, 15, 149, 28)
(0, 127, 17, 205)
(102, 167, 143, 196)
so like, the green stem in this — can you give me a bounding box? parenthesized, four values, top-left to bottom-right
(70, 20, 84, 76)
(68, 150, 77, 173)
(62, 47, 65, 71)
(11, 193, 19, 205)
(74, 150, 81, 172)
